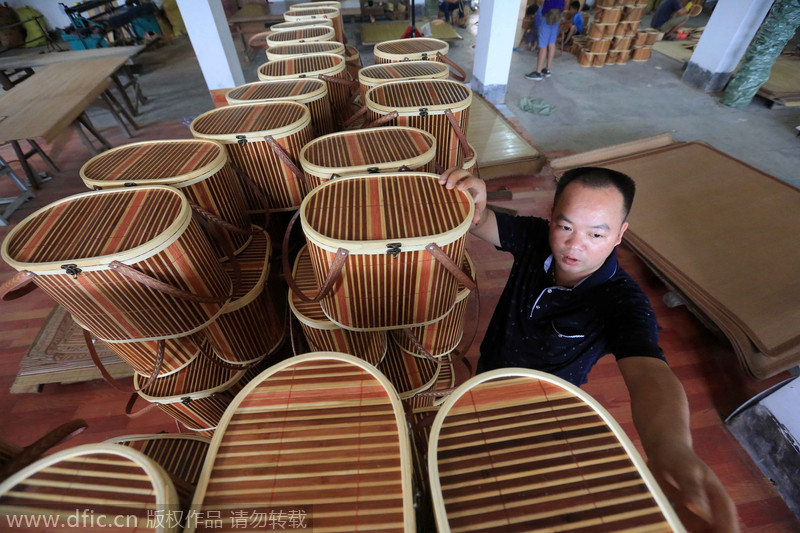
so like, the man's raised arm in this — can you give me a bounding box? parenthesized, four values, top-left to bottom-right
(439, 168, 501, 248)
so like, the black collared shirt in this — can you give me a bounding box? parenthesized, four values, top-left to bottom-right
(478, 213, 665, 385)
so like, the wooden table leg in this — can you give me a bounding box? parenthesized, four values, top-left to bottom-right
(10, 140, 41, 189)
(74, 113, 112, 155)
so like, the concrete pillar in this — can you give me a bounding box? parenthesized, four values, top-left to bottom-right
(472, 0, 520, 104)
(176, 0, 245, 92)
(682, 0, 774, 92)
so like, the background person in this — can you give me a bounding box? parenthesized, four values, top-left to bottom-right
(651, 0, 689, 39)
(525, 0, 566, 80)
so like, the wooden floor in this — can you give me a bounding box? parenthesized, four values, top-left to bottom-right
(0, 120, 798, 531)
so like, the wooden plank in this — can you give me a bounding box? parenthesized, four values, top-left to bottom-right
(0, 45, 144, 71)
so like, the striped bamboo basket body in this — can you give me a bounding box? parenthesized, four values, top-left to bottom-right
(345, 44, 361, 82)
(79, 139, 251, 259)
(284, 6, 344, 43)
(428, 370, 686, 532)
(290, 245, 387, 365)
(265, 26, 334, 48)
(0, 443, 180, 532)
(190, 101, 313, 213)
(257, 53, 353, 126)
(205, 229, 285, 365)
(106, 434, 210, 510)
(266, 40, 344, 61)
(269, 18, 333, 33)
(90, 328, 205, 377)
(226, 78, 335, 137)
(358, 60, 450, 103)
(374, 37, 449, 64)
(299, 126, 437, 189)
(404, 352, 457, 410)
(366, 79, 472, 171)
(1, 187, 231, 341)
(135, 352, 249, 436)
(383, 336, 440, 400)
(391, 252, 473, 358)
(185, 353, 415, 533)
(300, 173, 474, 330)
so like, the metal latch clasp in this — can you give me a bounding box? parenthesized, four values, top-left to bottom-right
(386, 243, 402, 257)
(236, 135, 248, 146)
(419, 108, 428, 117)
(61, 264, 82, 279)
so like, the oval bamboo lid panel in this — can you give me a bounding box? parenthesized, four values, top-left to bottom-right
(270, 19, 333, 32)
(257, 52, 345, 81)
(0, 443, 181, 533)
(225, 78, 328, 105)
(190, 100, 310, 144)
(359, 60, 450, 86)
(283, 6, 340, 21)
(265, 26, 334, 47)
(185, 352, 416, 533)
(428, 369, 686, 533)
(290, 245, 387, 365)
(374, 37, 450, 62)
(80, 139, 227, 189)
(266, 40, 345, 61)
(292, 1, 341, 9)
(300, 126, 436, 185)
(366, 79, 472, 115)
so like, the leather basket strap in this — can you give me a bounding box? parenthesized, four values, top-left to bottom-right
(0, 419, 88, 480)
(263, 135, 310, 192)
(109, 260, 231, 304)
(342, 105, 367, 128)
(363, 110, 398, 129)
(229, 162, 272, 228)
(125, 392, 160, 418)
(83, 329, 165, 394)
(425, 243, 477, 291)
(281, 210, 349, 303)
(319, 73, 360, 89)
(400, 328, 440, 365)
(0, 270, 37, 301)
(436, 51, 467, 82)
(445, 108, 474, 159)
(190, 202, 258, 236)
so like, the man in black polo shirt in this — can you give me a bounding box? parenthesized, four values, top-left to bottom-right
(439, 166, 738, 532)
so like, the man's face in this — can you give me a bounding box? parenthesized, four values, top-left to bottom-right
(548, 183, 628, 286)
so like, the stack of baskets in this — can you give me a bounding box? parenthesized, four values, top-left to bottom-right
(576, 0, 656, 67)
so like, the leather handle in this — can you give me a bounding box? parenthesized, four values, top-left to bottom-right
(342, 105, 367, 129)
(363, 110, 398, 129)
(228, 162, 271, 228)
(263, 135, 310, 193)
(319, 73, 360, 89)
(84, 329, 165, 393)
(425, 243, 477, 292)
(0, 270, 37, 301)
(445, 108, 474, 160)
(436, 51, 467, 82)
(0, 419, 88, 479)
(125, 392, 159, 417)
(400, 328, 441, 365)
(109, 260, 230, 304)
(190, 202, 257, 236)
(189, 206, 242, 298)
(281, 210, 349, 303)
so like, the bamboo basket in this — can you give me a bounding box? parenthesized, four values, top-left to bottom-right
(297, 173, 474, 331)
(617, 49, 632, 64)
(264, 26, 334, 48)
(428, 369, 687, 533)
(594, 6, 622, 24)
(587, 38, 612, 53)
(299, 126, 437, 189)
(283, 6, 344, 43)
(365, 79, 473, 171)
(578, 48, 593, 67)
(0, 443, 181, 532)
(190, 101, 313, 213)
(105, 434, 210, 510)
(593, 52, 608, 67)
(1, 186, 231, 341)
(345, 44, 361, 81)
(595, 0, 617, 6)
(358, 60, 450, 103)
(633, 30, 649, 47)
(290, 245, 387, 365)
(612, 35, 632, 50)
(588, 22, 613, 39)
(205, 229, 284, 365)
(616, 20, 640, 36)
(382, 336, 440, 399)
(266, 40, 344, 61)
(632, 46, 652, 62)
(374, 37, 448, 63)
(185, 352, 416, 533)
(622, 5, 645, 21)
(269, 18, 333, 32)
(606, 50, 621, 64)
(406, 352, 456, 410)
(79, 139, 251, 260)
(391, 252, 474, 358)
(257, 53, 354, 126)
(226, 78, 334, 137)
(645, 28, 659, 45)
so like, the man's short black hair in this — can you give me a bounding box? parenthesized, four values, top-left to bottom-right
(570, 1, 581, 9)
(554, 167, 636, 220)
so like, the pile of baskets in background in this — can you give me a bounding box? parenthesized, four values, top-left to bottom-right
(0, 1, 478, 440)
(573, 0, 658, 67)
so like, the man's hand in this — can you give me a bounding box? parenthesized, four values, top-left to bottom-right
(439, 167, 487, 225)
(647, 442, 739, 532)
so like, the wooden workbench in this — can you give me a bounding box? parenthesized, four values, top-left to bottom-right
(0, 45, 145, 71)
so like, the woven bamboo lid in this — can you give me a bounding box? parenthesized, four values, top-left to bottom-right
(374, 37, 449, 62)
(359, 60, 449, 86)
(79, 139, 227, 190)
(300, 173, 474, 253)
(0, 443, 181, 532)
(266, 40, 345, 61)
(300, 126, 436, 176)
(226, 78, 327, 106)
(292, 1, 341, 9)
(2, 186, 190, 275)
(270, 19, 333, 32)
(221, 228, 270, 312)
(135, 348, 246, 403)
(265, 26, 334, 47)
(257, 52, 345, 81)
(366, 79, 472, 116)
(190, 101, 310, 143)
(284, 6, 339, 21)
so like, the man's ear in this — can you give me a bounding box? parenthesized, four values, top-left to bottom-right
(615, 221, 629, 247)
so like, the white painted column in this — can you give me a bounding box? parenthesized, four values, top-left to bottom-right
(682, 0, 774, 92)
(472, 0, 520, 104)
(176, 0, 245, 91)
